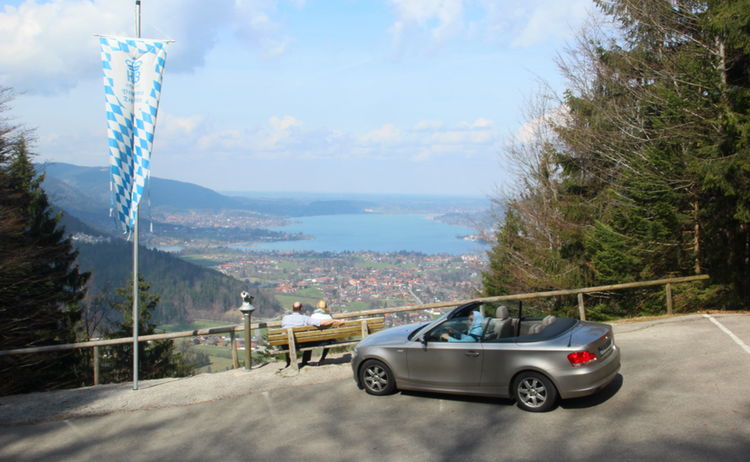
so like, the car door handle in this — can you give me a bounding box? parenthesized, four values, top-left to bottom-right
(464, 351, 480, 357)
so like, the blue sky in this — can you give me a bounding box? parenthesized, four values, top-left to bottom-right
(0, 0, 596, 196)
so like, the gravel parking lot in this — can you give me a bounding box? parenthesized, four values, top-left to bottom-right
(1, 313, 749, 462)
(0, 354, 354, 425)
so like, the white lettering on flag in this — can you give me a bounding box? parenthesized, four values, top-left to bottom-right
(99, 35, 170, 235)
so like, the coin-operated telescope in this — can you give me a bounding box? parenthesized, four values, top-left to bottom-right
(238, 291, 256, 370)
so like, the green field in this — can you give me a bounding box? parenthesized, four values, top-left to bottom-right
(274, 293, 320, 309)
(186, 342, 272, 373)
(198, 354, 236, 373)
(179, 254, 230, 267)
(191, 343, 234, 359)
(338, 301, 371, 312)
(295, 287, 325, 298)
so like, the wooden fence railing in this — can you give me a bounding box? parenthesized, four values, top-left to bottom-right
(0, 274, 709, 385)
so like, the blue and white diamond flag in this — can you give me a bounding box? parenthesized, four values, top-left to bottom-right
(99, 35, 170, 235)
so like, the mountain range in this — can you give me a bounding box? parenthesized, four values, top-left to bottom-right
(39, 162, 373, 223)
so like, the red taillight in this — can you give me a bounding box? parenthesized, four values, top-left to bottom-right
(568, 350, 597, 367)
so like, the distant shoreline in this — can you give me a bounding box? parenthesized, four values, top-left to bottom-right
(221, 190, 489, 201)
(153, 213, 488, 256)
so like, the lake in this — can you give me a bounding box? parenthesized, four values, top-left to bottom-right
(239, 214, 487, 255)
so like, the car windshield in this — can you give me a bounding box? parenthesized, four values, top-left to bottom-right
(408, 320, 441, 341)
(424, 313, 483, 343)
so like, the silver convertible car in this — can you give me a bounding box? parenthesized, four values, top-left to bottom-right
(352, 301, 620, 412)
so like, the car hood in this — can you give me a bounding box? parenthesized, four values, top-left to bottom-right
(357, 322, 426, 348)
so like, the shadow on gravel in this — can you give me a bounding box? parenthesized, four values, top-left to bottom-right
(281, 353, 352, 370)
(0, 384, 130, 426)
(394, 373, 623, 412)
(399, 389, 515, 407)
(316, 353, 351, 366)
(560, 373, 623, 409)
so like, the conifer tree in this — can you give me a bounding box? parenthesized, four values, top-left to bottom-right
(0, 89, 90, 395)
(99, 277, 192, 383)
(485, 1, 750, 313)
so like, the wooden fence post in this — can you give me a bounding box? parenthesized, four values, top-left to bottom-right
(93, 346, 100, 386)
(286, 328, 298, 371)
(577, 293, 587, 321)
(230, 330, 239, 369)
(666, 283, 673, 315)
(361, 319, 368, 338)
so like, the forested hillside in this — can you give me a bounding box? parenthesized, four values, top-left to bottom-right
(55, 211, 282, 327)
(75, 240, 282, 327)
(484, 0, 750, 316)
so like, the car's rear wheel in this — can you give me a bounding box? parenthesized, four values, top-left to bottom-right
(360, 359, 397, 396)
(513, 371, 558, 412)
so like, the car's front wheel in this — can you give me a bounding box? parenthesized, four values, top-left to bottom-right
(359, 359, 397, 396)
(512, 371, 558, 412)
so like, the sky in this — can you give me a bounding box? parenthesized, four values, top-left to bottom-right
(0, 0, 597, 196)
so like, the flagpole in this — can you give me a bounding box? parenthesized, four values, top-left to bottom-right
(132, 0, 142, 391)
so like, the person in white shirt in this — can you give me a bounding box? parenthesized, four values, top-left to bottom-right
(311, 299, 333, 321)
(310, 300, 334, 364)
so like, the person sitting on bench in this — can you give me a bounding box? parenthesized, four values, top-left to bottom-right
(310, 300, 335, 364)
(281, 301, 343, 367)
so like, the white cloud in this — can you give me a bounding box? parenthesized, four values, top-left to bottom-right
(197, 129, 244, 151)
(475, 0, 594, 47)
(509, 0, 593, 47)
(0, 0, 118, 93)
(0, 0, 296, 94)
(386, 0, 595, 51)
(514, 104, 569, 144)
(403, 118, 496, 160)
(390, 0, 463, 42)
(160, 113, 205, 136)
(388, 0, 464, 51)
(256, 115, 303, 150)
(269, 114, 301, 132)
(413, 120, 445, 131)
(359, 123, 402, 145)
(232, 0, 298, 59)
(0, 0, 598, 93)
(459, 117, 492, 129)
(152, 114, 497, 164)
(423, 119, 496, 156)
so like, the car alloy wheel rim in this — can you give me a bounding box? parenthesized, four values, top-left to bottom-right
(518, 377, 547, 408)
(364, 365, 388, 392)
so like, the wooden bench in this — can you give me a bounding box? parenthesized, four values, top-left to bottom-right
(267, 317, 385, 370)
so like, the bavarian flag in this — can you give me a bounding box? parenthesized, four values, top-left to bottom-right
(99, 35, 171, 235)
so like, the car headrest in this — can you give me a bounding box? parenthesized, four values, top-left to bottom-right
(542, 315, 557, 326)
(497, 305, 510, 320)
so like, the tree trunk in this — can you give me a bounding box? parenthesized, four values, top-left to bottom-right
(693, 200, 702, 274)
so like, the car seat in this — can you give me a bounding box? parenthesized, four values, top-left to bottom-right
(528, 315, 557, 335)
(493, 305, 515, 339)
